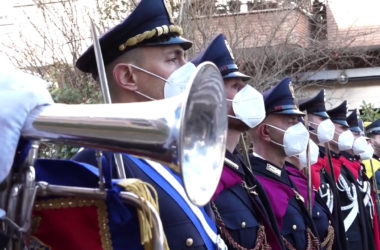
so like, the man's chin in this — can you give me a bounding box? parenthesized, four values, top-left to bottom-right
(228, 118, 250, 132)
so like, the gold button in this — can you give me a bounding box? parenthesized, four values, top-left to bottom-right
(292, 224, 297, 230)
(316, 212, 320, 217)
(241, 221, 246, 228)
(186, 238, 193, 247)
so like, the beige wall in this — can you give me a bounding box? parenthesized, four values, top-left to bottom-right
(297, 79, 380, 109)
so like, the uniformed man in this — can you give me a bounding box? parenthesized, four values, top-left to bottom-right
(248, 78, 320, 250)
(192, 34, 284, 250)
(72, 0, 225, 249)
(298, 90, 347, 250)
(325, 101, 371, 250)
(299, 90, 336, 208)
(285, 142, 336, 250)
(363, 118, 380, 190)
(346, 114, 380, 250)
(344, 110, 375, 245)
(362, 118, 380, 249)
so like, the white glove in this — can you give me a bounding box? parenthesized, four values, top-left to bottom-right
(0, 57, 53, 183)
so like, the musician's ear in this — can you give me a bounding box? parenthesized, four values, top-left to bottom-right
(113, 63, 137, 91)
(259, 123, 271, 142)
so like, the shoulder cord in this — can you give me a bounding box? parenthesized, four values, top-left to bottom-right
(280, 236, 296, 250)
(211, 202, 270, 250)
(285, 173, 321, 250)
(320, 225, 334, 250)
(319, 170, 336, 214)
(306, 227, 321, 250)
(318, 183, 334, 213)
(280, 227, 320, 250)
(337, 175, 356, 202)
(357, 179, 375, 219)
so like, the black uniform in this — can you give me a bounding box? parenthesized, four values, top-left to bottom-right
(285, 163, 335, 250)
(212, 150, 284, 250)
(250, 155, 320, 250)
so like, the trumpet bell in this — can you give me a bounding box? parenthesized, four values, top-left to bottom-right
(180, 62, 227, 205)
(28, 62, 227, 206)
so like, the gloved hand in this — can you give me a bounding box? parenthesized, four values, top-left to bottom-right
(0, 57, 53, 183)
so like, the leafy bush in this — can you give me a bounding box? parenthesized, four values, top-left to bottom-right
(360, 101, 380, 123)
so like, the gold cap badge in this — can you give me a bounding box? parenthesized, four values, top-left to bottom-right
(224, 40, 235, 60)
(163, 0, 174, 24)
(289, 81, 295, 99)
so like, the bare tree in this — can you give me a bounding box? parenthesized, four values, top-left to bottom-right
(177, 0, 380, 94)
(1, 0, 134, 104)
(3, 0, 379, 97)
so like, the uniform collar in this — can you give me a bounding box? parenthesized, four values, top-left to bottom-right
(318, 146, 325, 157)
(285, 161, 298, 171)
(252, 151, 265, 160)
(374, 154, 380, 162)
(251, 155, 290, 185)
(330, 150, 340, 158)
(225, 150, 246, 177)
(341, 151, 356, 161)
(284, 162, 305, 179)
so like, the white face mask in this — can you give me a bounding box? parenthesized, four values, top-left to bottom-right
(336, 130, 355, 151)
(165, 62, 196, 98)
(360, 144, 374, 160)
(310, 119, 335, 144)
(226, 85, 265, 128)
(352, 136, 368, 155)
(266, 122, 310, 157)
(129, 62, 196, 100)
(298, 139, 319, 169)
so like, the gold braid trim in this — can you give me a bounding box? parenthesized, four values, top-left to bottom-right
(34, 198, 112, 250)
(281, 228, 320, 250)
(320, 225, 334, 250)
(305, 228, 320, 250)
(118, 25, 183, 51)
(281, 236, 296, 250)
(29, 235, 53, 249)
(117, 178, 169, 250)
(212, 202, 271, 250)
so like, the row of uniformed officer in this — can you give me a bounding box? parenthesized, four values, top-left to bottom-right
(299, 92, 380, 250)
